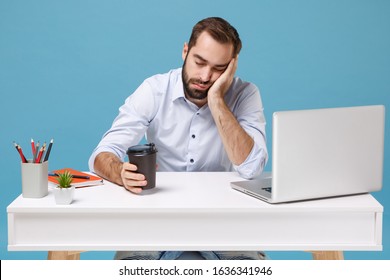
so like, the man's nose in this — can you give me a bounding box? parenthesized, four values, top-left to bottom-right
(199, 67, 212, 83)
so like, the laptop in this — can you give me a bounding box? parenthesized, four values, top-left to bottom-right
(231, 105, 385, 203)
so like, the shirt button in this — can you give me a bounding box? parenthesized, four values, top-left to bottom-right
(192, 134, 196, 139)
(190, 159, 194, 163)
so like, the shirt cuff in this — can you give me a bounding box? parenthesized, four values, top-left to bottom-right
(233, 141, 268, 179)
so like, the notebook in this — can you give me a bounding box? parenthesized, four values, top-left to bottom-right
(48, 168, 103, 188)
(231, 105, 385, 203)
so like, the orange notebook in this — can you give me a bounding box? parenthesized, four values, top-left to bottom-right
(48, 168, 103, 188)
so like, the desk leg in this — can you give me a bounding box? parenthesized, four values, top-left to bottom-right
(47, 251, 82, 260)
(311, 251, 344, 260)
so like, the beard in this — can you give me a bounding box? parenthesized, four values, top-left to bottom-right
(182, 58, 211, 101)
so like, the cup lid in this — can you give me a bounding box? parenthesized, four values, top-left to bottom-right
(126, 143, 157, 155)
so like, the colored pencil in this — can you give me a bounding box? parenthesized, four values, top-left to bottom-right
(43, 139, 53, 162)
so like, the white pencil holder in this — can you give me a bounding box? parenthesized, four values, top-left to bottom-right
(21, 160, 48, 198)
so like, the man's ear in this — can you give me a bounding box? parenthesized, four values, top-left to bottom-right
(182, 42, 189, 61)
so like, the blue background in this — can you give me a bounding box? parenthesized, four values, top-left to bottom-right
(0, 0, 389, 260)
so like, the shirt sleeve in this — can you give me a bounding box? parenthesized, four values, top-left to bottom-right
(88, 80, 158, 172)
(231, 83, 268, 179)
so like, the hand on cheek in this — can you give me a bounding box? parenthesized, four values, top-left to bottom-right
(208, 56, 238, 100)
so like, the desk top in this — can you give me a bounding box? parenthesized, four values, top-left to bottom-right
(8, 172, 383, 214)
(8, 172, 383, 251)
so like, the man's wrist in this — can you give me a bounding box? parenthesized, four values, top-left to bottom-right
(207, 93, 225, 111)
(95, 152, 125, 186)
(114, 161, 125, 186)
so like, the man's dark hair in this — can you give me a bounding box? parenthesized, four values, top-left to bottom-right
(188, 17, 242, 57)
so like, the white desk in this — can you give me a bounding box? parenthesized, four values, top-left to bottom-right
(8, 172, 383, 260)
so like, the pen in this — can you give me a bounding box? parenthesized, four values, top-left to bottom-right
(43, 138, 53, 162)
(13, 142, 27, 163)
(49, 173, 90, 179)
(35, 142, 46, 163)
(34, 141, 40, 162)
(31, 138, 36, 158)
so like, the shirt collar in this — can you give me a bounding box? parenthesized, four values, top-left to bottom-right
(172, 68, 185, 102)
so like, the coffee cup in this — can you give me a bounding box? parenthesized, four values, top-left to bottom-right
(126, 143, 158, 190)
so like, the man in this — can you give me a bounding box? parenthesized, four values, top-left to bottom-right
(89, 17, 268, 260)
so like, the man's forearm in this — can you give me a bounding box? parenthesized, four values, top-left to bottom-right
(208, 97, 254, 165)
(94, 152, 124, 186)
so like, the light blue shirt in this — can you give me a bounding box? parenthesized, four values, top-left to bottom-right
(89, 68, 268, 179)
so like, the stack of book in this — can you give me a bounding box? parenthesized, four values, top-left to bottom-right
(48, 168, 103, 188)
